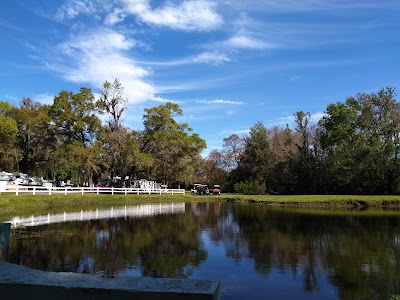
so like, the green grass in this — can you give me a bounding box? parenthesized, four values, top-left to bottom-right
(2, 193, 400, 221)
(218, 194, 400, 203)
(0, 193, 207, 220)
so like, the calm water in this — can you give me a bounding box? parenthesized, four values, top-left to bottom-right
(3, 202, 400, 299)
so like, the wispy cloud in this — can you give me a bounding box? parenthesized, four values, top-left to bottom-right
(56, 0, 101, 20)
(4, 95, 18, 101)
(221, 34, 276, 50)
(220, 129, 250, 136)
(228, 0, 399, 13)
(289, 75, 301, 82)
(57, 0, 223, 31)
(0, 17, 23, 31)
(196, 99, 246, 105)
(121, 0, 223, 31)
(192, 51, 231, 65)
(47, 27, 157, 104)
(138, 51, 231, 66)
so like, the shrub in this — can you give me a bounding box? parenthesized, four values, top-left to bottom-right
(234, 180, 256, 195)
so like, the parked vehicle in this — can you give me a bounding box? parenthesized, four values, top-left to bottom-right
(191, 183, 202, 195)
(191, 184, 210, 195)
(212, 185, 221, 195)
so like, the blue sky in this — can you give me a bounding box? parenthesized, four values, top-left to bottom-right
(1, 0, 400, 155)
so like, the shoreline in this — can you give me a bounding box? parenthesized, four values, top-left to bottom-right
(2, 193, 400, 220)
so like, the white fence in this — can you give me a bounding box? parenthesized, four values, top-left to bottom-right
(5, 186, 185, 196)
(6, 203, 186, 228)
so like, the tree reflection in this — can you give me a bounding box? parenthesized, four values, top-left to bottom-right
(7, 207, 207, 279)
(5, 203, 400, 299)
(226, 205, 400, 299)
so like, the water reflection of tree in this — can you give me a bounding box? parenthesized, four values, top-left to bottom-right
(7, 208, 207, 279)
(6, 203, 400, 298)
(227, 205, 400, 299)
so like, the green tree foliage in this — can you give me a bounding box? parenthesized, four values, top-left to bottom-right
(0, 101, 18, 170)
(11, 98, 55, 175)
(49, 88, 102, 186)
(214, 86, 400, 195)
(319, 86, 400, 194)
(236, 121, 271, 194)
(267, 125, 300, 194)
(3, 84, 399, 193)
(141, 102, 206, 186)
(51, 87, 101, 144)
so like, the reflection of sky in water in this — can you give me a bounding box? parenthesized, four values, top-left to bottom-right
(77, 256, 96, 273)
(190, 231, 337, 300)
(4, 203, 400, 300)
(96, 230, 110, 247)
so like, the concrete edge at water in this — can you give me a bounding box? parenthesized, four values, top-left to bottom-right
(0, 260, 220, 300)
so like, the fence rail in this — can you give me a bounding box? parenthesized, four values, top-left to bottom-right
(5, 186, 185, 196)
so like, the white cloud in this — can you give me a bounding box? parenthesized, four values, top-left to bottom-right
(196, 99, 246, 105)
(224, 34, 275, 49)
(139, 51, 231, 66)
(206, 32, 277, 51)
(310, 112, 326, 122)
(122, 0, 223, 31)
(49, 28, 157, 104)
(220, 129, 250, 136)
(56, 0, 99, 20)
(5, 95, 18, 101)
(192, 51, 231, 65)
(105, 8, 127, 26)
(33, 93, 55, 105)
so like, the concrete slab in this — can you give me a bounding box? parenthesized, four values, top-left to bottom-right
(0, 261, 220, 300)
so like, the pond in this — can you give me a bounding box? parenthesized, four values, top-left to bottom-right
(2, 201, 400, 299)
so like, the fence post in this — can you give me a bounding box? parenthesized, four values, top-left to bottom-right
(64, 187, 67, 195)
(172, 189, 174, 195)
(97, 187, 99, 195)
(16, 186, 19, 196)
(48, 188, 51, 195)
(33, 186, 36, 196)
(81, 187, 84, 195)
(111, 187, 114, 195)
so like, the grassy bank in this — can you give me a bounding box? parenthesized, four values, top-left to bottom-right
(218, 194, 400, 207)
(2, 193, 400, 220)
(0, 193, 206, 220)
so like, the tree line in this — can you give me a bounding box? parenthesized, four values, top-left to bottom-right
(199, 86, 400, 195)
(1, 83, 399, 194)
(0, 79, 206, 187)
